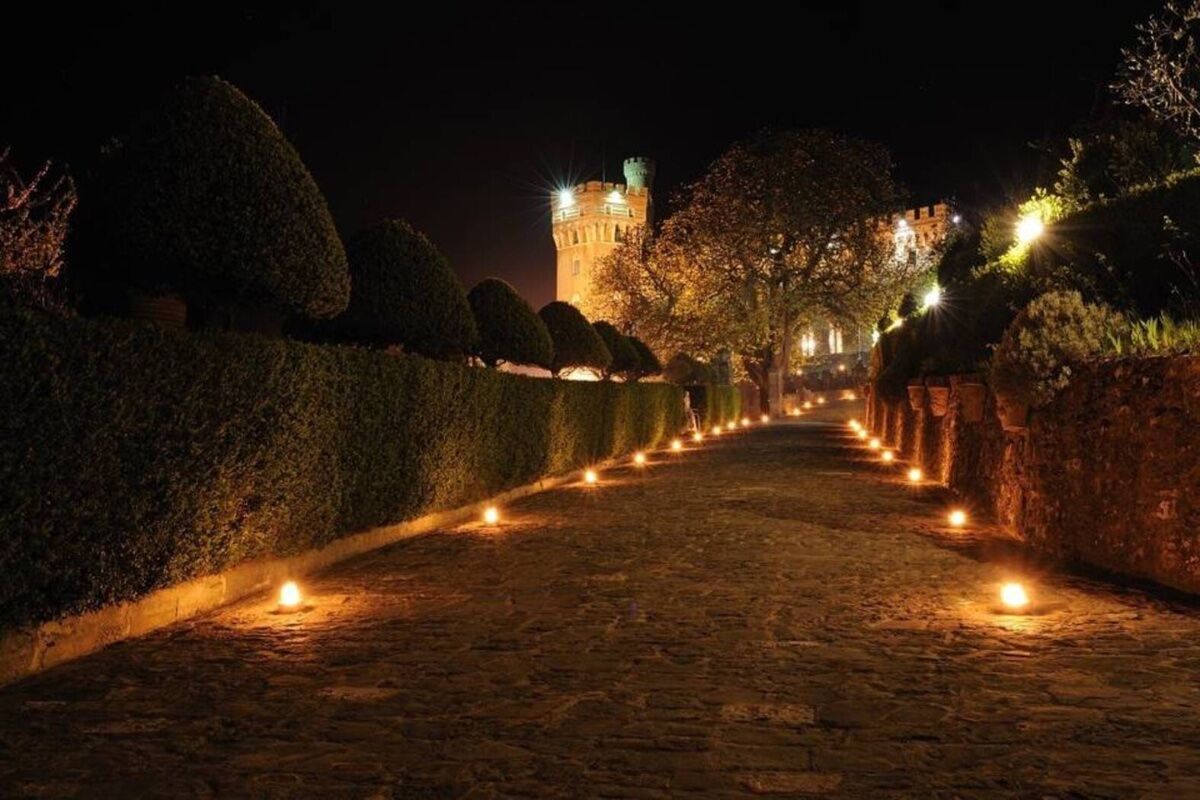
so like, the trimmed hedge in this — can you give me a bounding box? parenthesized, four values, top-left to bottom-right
(78, 76, 349, 319)
(539, 301, 612, 376)
(467, 278, 553, 368)
(592, 321, 640, 378)
(627, 337, 663, 379)
(686, 384, 741, 427)
(0, 309, 685, 629)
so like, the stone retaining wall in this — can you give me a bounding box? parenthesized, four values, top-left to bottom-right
(868, 356, 1200, 594)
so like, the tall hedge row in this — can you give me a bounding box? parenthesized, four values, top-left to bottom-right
(686, 384, 742, 427)
(0, 310, 685, 629)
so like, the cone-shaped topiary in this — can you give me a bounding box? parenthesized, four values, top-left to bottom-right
(334, 220, 477, 358)
(467, 278, 553, 368)
(538, 301, 611, 377)
(592, 321, 640, 379)
(627, 336, 663, 380)
(83, 76, 349, 319)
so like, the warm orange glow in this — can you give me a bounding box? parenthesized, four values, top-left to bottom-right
(483, 505, 500, 524)
(633, 451, 647, 466)
(670, 438, 683, 451)
(868, 437, 881, 450)
(760, 413, 770, 423)
(692, 432, 703, 443)
(803, 401, 813, 410)
(712, 425, 723, 435)
(848, 419, 861, 430)
(279, 581, 301, 609)
(881, 450, 895, 463)
(741, 416, 751, 427)
(856, 429, 867, 440)
(584, 469, 598, 484)
(948, 509, 967, 527)
(907, 467, 923, 483)
(844, 391, 857, 401)
(816, 396, 826, 405)
(1000, 582, 1029, 610)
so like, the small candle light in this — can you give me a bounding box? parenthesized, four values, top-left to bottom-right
(803, 401, 812, 410)
(881, 450, 895, 463)
(817, 396, 826, 405)
(279, 581, 302, 610)
(670, 438, 683, 452)
(633, 451, 647, 466)
(948, 509, 967, 527)
(856, 429, 867, 440)
(1000, 582, 1029, 611)
(692, 432, 703, 443)
(741, 416, 751, 427)
(712, 425, 722, 435)
(868, 437, 881, 450)
(483, 505, 500, 524)
(848, 419, 861, 430)
(584, 469, 598, 485)
(760, 413, 770, 423)
(907, 467, 923, 483)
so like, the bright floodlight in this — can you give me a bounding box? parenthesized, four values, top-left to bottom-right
(607, 190, 623, 203)
(1000, 583, 1029, 611)
(922, 285, 941, 309)
(1016, 214, 1044, 245)
(558, 188, 575, 207)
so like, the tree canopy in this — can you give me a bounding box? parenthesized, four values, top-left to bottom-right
(467, 277, 553, 368)
(538, 301, 611, 377)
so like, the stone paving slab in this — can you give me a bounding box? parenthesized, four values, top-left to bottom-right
(2, 402, 1199, 798)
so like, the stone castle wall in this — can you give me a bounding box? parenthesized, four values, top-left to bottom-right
(867, 356, 1200, 594)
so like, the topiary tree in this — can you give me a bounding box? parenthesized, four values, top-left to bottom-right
(663, 352, 715, 385)
(592, 321, 640, 379)
(80, 75, 349, 320)
(538, 301, 611, 377)
(333, 220, 477, 358)
(626, 336, 663, 381)
(467, 277, 553, 368)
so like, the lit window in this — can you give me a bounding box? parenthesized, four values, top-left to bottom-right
(572, 258, 581, 276)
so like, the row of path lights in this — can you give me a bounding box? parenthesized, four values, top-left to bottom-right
(273, 412, 773, 610)
(845, 416, 1032, 615)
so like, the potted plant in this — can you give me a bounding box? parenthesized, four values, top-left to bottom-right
(989, 291, 1122, 433)
(950, 374, 987, 423)
(906, 379, 926, 412)
(925, 377, 950, 418)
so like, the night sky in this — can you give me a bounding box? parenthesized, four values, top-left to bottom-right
(3, 1, 1162, 307)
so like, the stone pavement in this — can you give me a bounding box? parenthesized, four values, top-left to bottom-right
(2, 401, 1200, 799)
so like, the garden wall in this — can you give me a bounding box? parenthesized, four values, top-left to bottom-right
(0, 309, 692, 635)
(867, 357, 1200, 594)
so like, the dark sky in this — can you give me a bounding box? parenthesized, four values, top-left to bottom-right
(3, 1, 1162, 308)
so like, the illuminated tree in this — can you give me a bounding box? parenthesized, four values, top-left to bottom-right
(1116, 1, 1200, 141)
(1, 148, 76, 314)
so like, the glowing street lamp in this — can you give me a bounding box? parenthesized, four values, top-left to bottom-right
(1016, 214, 1044, 245)
(279, 581, 302, 611)
(1000, 582, 1029, 611)
(948, 509, 967, 527)
(557, 188, 575, 208)
(483, 505, 500, 525)
(922, 285, 941, 310)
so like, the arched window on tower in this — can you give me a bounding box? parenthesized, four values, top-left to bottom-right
(614, 225, 623, 242)
(572, 229, 579, 245)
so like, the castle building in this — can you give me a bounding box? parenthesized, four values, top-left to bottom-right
(551, 157, 655, 316)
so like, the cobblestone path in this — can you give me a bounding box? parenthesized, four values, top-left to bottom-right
(3, 402, 1200, 799)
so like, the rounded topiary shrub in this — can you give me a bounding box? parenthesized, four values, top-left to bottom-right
(334, 220, 477, 358)
(663, 352, 715, 385)
(86, 75, 349, 319)
(592, 321, 640, 379)
(467, 278, 553, 368)
(627, 336, 662, 380)
(990, 290, 1124, 408)
(538, 301, 611, 377)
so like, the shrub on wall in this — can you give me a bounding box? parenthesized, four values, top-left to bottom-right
(467, 278, 553, 368)
(0, 309, 685, 629)
(990, 290, 1124, 408)
(76, 76, 349, 319)
(538, 301, 611, 376)
(332, 220, 477, 358)
(592, 321, 640, 379)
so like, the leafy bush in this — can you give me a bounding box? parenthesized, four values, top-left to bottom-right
(990, 291, 1124, 407)
(1110, 313, 1200, 355)
(538, 301, 612, 376)
(332, 220, 477, 358)
(1, 149, 76, 315)
(0, 308, 685, 629)
(76, 76, 349, 319)
(467, 278, 552, 368)
(685, 384, 741, 427)
(627, 336, 663, 380)
(663, 352, 716, 384)
(592, 321, 640, 379)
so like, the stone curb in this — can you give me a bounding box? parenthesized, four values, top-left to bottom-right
(0, 460, 624, 687)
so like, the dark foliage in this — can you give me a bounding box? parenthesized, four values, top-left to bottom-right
(592, 321, 640, 379)
(73, 76, 349, 319)
(467, 278, 553, 368)
(626, 336, 663, 380)
(684, 384, 742, 428)
(538, 301, 612, 376)
(663, 352, 716, 384)
(331, 220, 477, 358)
(0, 309, 685, 629)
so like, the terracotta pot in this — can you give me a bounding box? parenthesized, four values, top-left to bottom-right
(996, 396, 1030, 432)
(927, 386, 950, 417)
(129, 293, 187, 328)
(955, 382, 986, 423)
(906, 382, 926, 412)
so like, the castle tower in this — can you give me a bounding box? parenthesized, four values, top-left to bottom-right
(552, 157, 655, 316)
